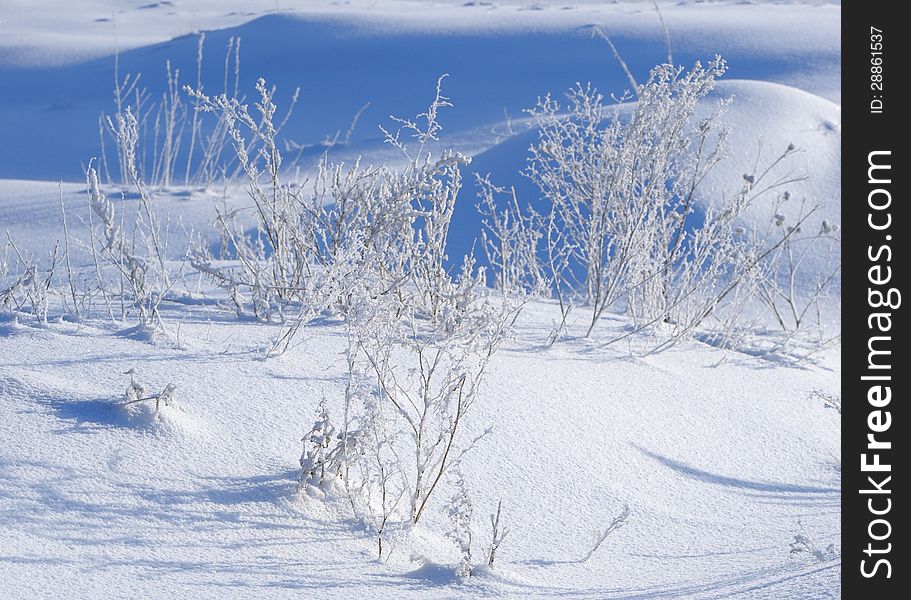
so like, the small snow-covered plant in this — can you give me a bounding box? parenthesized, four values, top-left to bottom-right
(123, 368, 147, 405)
(300, 399, 340, 489)
(690, 187, 838, 358)
(755, 193, 840, 334)
(186, 78, 303, 320)
(447, 475, 474, 578)
(0, 234, 60, 324)
(59, 186, 82, 320)
(118, 369, 177, 416)
(99, 33, 244, 189)
(356, 395, 409, 560)
(84, 162, 174, 330)
(318, 253, 527, 556)
(810, 390, 842, 414)
(476, 174, 546, 295)
(581, 503, 630, 563)
(789, 520, 837, 562)
(356, 284, 526, 526)
(484, 499, 509, 568)
(317, 299, 409, 559)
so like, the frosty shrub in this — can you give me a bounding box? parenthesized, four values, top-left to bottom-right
(2, 152, 189, 331)
(298, 364, 404, 562)
(630, 144, 825, 355)
(754, 194, 840, 334)
(123, 368, 147, 406)
(523, 58, 730, 338)
(185, 77, 308, 322)
(309, 259, 527, 558)
(355, 283, 521, 527)
(691, 186, 840, 358)
(479, 57, 838, 353)
(187, 76, 477, 342)
(279, 78, 531, 558)
(296, 289, 502, 557)
(3, 161, 180, 330)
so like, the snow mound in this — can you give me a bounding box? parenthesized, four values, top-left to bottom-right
(0, 4, 839, 180)
(700, 79, 841, 227)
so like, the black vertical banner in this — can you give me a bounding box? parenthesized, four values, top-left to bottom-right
(842, 1, 907, 597)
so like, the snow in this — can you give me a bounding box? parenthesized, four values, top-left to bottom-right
(1, 1, 840, 598)
(0, 1, 840, 180)
(0, 298, 840, 598)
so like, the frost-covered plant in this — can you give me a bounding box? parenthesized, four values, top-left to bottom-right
(100, 33, 244, 189)
(630, 145, 815, 354)
(300, 399, 340, 489)
(186, 77, 303, 319)
(0, 238, 8, 282)
(446, 486, 509, 575)
(482, 58, 831, 354)
(685, 186, 839, 358)
(810, 390, 842, 414)
(188, 75, 476, 339)
(581, 503, 630, 563)
(447, 485, 510, 576)
(476, 174, 546, 295)
(484, 499, 509, 568)
(295, 305, 409, 559)
(119, 369, 177, 416)
(789, 520, 837, 562)
(352, 281, 525, 526)
(298, 388, 405, 560)
(524, 58, 730, 338)
(0, 234, 60, 324)
(284, 80, 523, 550)
(312, 250, 526, 552)
(83, 162, 175, 330)
(447, 475, 474, 578)
(353, 394, 408, 559)
(755, 193, 840, 334)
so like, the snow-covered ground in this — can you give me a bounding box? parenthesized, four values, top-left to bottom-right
(1, 1, 840, 598)
(0, 296, 840, 599)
